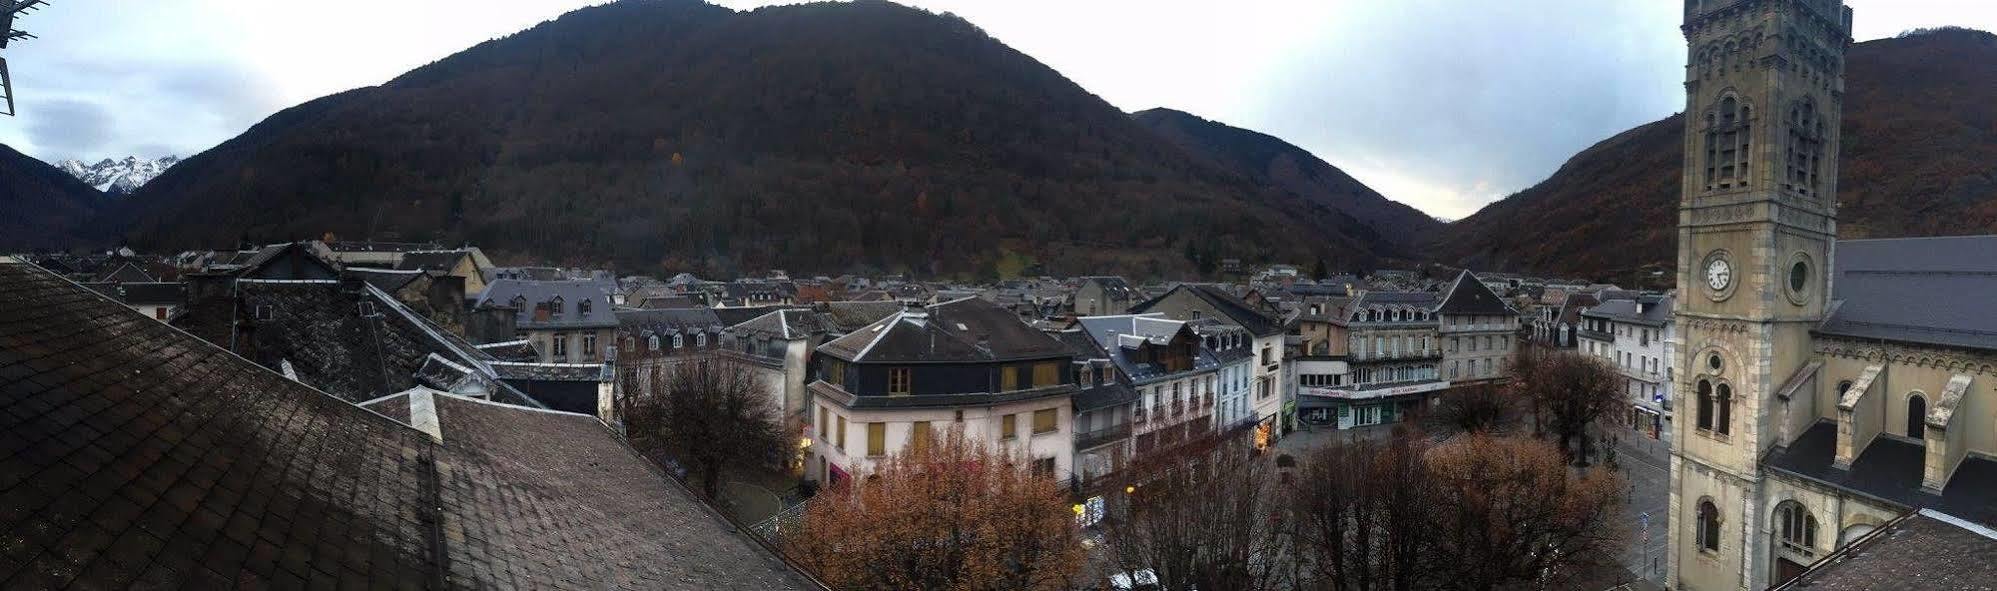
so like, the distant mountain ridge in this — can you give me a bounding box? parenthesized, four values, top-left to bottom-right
(97, 0, 1412, 278)
(57, 155, 179, 195)
(1132, 108, 1442, 256)
(1433, 27, 1997, 280)
(0, 144, 108, 251)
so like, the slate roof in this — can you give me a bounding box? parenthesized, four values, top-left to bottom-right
(711, 305, 800, 328)
(814, 301, 906, 334)
(1080, 276, 1139, 300)
(616, 308, 725, 337)
(1765, 420, 1997, 526)
(1048, 329, 1144, 412)
(1075, 315, 1232, 384)
(394, 250, 471, 273)
(733, 309, 833, 341)
(1774, 510, 1997, 591)
(1435, 271, 1515, 316)
(817, 297, 1072, 363)
(1580, 294, 1673, 327)
(475, 279, 619, 329)
(1818, 235, 1997, 351)
(171, 277, 541, 408)
(473, 339, 540, 362)
(0, 262, 816, 590)
(113, 282, 184, 306)
(1130, 284, 1285, 337)
(344, 267, 426, 293)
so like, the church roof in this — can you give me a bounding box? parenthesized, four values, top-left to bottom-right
(1819, 235, 1997, 351)
(1774, 509, 1997, 591)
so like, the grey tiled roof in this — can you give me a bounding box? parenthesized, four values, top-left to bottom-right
(0, 262, 816, 589)
(617, 308, 725, 336)
(1776, 510, 1997, 590)
(817, 297, 1072, 363)
(1764, 420, 1997, 526)
(1818, 235, 1997, 351)
(1580, 294, 1672, 327)
(1130, 284, 1284, 337)
(1435, 271, 1515, 316)
(475, 279, 619, 329)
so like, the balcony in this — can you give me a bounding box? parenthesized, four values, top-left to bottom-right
(1578, 328, 1614, 343)
(1074, 422, 1132, 451)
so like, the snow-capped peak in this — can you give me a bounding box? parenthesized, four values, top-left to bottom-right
(58, 155, 179, 195)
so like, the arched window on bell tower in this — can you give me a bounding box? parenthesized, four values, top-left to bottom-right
(1696, 379, 1715, 431)
(1706, 95, 1752, 191)
(1786, 98, 1825, 196)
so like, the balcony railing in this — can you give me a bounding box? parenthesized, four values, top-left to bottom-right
(1074, 422, 1132, 451)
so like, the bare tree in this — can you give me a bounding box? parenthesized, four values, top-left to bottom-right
(1287, 431, 1437, 591)
(621, 354, 790, 500)
(1511, 347, 1624, 465)
(784, 427, 1083, 591)
(1425, 382, 1520, 435)
(1285, 430, 1625, 591)
(1423, 435, 1625, 591)
(1098, 433, 1292, 591)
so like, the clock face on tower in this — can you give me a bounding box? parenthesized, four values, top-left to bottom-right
(1706, 257, 1733, 293)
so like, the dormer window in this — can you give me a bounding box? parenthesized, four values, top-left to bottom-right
(549, 296, 565, 318)
(673, 334, 685, 349)
(578, 299, 593, 317)
(696, 332, 707, 347)
(648, 335, 660, 351)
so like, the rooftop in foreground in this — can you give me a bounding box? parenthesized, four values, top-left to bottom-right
(0, 261, 818, 589)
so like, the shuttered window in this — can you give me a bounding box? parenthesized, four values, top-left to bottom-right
(1032, 408, 1057, 434)
(867, 423, 886, 457)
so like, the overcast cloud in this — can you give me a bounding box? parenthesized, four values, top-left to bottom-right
(1, 0, 1990, 217)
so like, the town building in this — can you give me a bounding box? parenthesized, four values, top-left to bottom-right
(392, 248, 495, 296)
(804, 297, 1077, 487)
(1130, 284, 1289, 446)
(1298, 291, 1441, 429)
(1436, 270, 1520, 386)
(474, 278, 620, 363)
(1666, 3, 1997, 588)
(1073, 277, 1138, 318)
(1577, 293, 1676, 438)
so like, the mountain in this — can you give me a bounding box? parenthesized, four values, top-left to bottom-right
(0, 144, 109, 251)
(104, 0, 1399, 278)
(1132, 108, 1441, 254)
(57, 155, 180, 195)
(1435, 27, 1997, 280)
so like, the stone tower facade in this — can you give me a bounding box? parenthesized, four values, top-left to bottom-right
(1667, 1, 1852, 589)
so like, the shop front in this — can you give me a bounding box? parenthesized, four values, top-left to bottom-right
(1297, 380, 1450, 430)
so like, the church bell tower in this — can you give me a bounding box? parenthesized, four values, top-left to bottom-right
(1667, 0, 1851, 589)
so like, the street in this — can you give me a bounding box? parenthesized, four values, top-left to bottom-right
(1609, 423, 1673, 586)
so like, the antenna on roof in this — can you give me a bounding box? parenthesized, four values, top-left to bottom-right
(0, 0, 49, 117)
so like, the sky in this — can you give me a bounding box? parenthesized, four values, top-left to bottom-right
(1, 0, 1990, 219)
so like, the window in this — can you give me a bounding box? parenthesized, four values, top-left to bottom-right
(673, 334, 684, 349)
(552, 334, 569, 358)
(1707, 353, 1723, 372)
(582, 334, 598, 360)
(1696, 380, 1715, 432)
(824, 359, 846, 386)
(647, 335, 660, 351)
(696, 332, 707, 347)
(1787, 99, 1825, 194)
(1697, 500, 1721, 552)
(818, 406, 828, 438)
(866, 423, 885, 457)
(549, 296, 565, 318)
(578, 298, 592, 317)
(1032, 362, 1060, 387)
(1908, 394, 1927, 439)
(836, 417, 847, 450)
(1776, 501, 1818, 554)
(1002, 414, 1017, 440)
(888, 368, 912, 396)
(1716, 383, 1733, 435)
(1032, 408, 1057, 434)
(1031, 457, 1056, 478)
(912, 421, 932, 451)
(1001, 366, 1019, 391)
